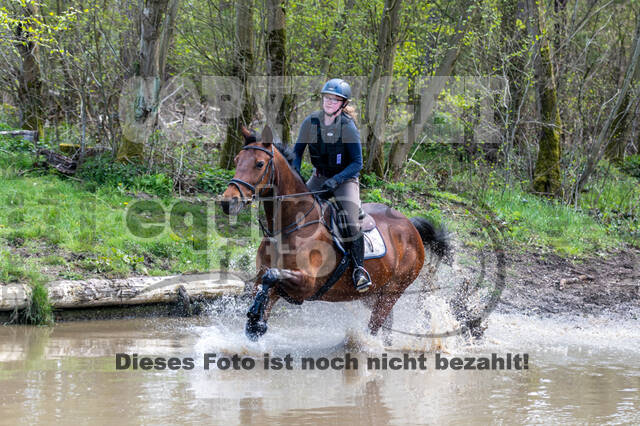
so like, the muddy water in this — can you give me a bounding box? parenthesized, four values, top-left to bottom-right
(1, 298, 639, 424)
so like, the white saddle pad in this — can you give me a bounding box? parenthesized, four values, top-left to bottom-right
(363, 227, 386, 260)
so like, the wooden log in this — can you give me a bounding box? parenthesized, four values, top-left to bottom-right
(58, 144, 105, 158)
(35, 148, 77, 174)
(0, 272, 246, 311)
(0, 130, 38, 142)
(0, 284, 31, 310)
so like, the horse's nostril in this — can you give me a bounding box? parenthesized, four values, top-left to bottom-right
(220, 198, 231, 214)
(221, 196, 243, 215)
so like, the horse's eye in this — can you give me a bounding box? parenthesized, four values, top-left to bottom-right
(256, 161, 264, 169)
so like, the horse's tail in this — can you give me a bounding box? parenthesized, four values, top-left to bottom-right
(410, 217, 452, 264)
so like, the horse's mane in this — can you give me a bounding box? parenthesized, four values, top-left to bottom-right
(244, 130, 308, 188)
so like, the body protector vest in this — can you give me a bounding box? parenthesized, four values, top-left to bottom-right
(308, 113, 352, 177)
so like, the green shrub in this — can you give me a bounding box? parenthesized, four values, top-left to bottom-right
(21, 282, 54, 326)
(0, 104, 19, 128)
(0, 123, 36, 153)
(77, 155, 173, 197)
(622, 155, 640, 179)
(77, 154, 145, 187)
(384, 181, 408, 194)
(360, 172, 383, 189)
(132, 173, 173, 197)
(300, 162, 313, 182)
(363, 188, 392, 205)
(197, 166, 235, 194)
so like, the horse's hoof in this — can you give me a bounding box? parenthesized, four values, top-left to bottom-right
(245, 320, 268, 341)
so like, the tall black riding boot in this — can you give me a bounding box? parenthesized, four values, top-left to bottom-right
(350, 233, 372, 293)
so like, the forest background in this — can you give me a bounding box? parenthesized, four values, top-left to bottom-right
(0, 0, 639, 323)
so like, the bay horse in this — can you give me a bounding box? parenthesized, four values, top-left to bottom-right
(221, 126, 451, 342)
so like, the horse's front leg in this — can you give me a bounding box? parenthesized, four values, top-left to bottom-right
(246, 268, 281, 341)
(245, 267, 313, 341)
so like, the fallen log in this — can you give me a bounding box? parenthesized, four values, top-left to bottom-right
(0, 284, 31, 310)
(35, 148, 77, 174)
(0, 272, 246, 312)
(0, 130, 38, 142)
(58, 143, 106, 157)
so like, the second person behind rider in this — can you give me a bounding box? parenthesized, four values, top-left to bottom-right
(292, 78, 372, 293)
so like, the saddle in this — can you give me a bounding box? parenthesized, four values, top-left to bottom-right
(321, 198, 387, 260)
(275, 199, 387, 304)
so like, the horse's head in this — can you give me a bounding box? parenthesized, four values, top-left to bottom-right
(221, 126, 275, 215)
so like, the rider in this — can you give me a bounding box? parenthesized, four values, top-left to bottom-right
(292, 78, 372, 293)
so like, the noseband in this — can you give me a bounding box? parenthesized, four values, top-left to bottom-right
(227, 145, 275, 199)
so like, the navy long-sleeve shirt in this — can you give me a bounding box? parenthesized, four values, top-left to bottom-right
(293, 111, 363, 184)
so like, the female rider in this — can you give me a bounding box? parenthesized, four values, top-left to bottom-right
(292, 78, 372, 293)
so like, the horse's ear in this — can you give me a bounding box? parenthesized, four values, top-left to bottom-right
(261, 125, 273, 146)
(241, 126, 252, 141)
(240, 126, 260, 145)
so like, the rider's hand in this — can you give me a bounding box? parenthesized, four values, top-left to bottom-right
(322, 178, 338, 192)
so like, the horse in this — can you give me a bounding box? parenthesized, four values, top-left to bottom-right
(221, 126, 451, 342)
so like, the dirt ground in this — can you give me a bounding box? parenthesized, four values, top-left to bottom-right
(496, 246, 640, 319)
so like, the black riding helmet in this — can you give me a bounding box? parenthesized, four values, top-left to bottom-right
(321, 78, 351, 101)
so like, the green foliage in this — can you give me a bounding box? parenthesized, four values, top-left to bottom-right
(77, 154, 146, 187)
(403, 197, 421, 210)
(81, 248, 146, 275)
(0, 1, 82, 51)
(578, 163, 640, 245)
(480, 186, 620, 256)
(621, 154, 640, 179)
(197, 166, 235, 194)
(360, 172, 383, 189)
(0, 104, 19, 128)
(22, 281, 54, 326)
(384, 181, 408, 194)
(362, 188, 392, 205)
(76, 155, 173, 197)
(300, 162, 313, 182)
(0, 248, 53, 325)
(0, 123, 36, 153)
(131, 173, 174, 197)
(0, 151, 33, 179)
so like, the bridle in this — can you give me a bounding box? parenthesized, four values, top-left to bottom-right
(226, 143, 330, 238)
(227, 144, 276, 199)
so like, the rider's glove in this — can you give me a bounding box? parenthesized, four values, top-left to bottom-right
(322, 178, 339, 192)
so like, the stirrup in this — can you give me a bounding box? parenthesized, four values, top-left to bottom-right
(353, 266, 372, 293)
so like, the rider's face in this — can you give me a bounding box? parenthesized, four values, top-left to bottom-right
(322, 95, 343, 115)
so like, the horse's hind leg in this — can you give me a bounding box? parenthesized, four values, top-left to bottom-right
(368, 288, 403, 340)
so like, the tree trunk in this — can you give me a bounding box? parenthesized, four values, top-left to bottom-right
(577, 12, 640, 193)
(319, 0, 356, 76)
(220, 0, 255, 169)
(387, 8, 470, 179)
(14, 3, 44, 140)
(497, 0, 528, 154)
(532, 0, 562, 196)
(605, 23, 640, 163)
(117, 0, 177, 162)
(158, 0, 180, 83)
(604, 90, 634, 164)
(363, 0, 403, 177)
(265, 0, 293, 145)
(552, 0, 568, 80)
